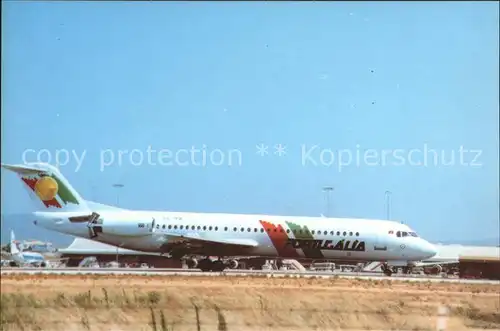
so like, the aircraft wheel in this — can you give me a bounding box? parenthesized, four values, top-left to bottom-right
(185, 257, 198, 269)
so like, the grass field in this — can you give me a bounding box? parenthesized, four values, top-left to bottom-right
(1, 274, 499, 331)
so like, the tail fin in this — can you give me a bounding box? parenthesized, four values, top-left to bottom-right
(1, 162, 90, 212)
(10, 230, 20, 254)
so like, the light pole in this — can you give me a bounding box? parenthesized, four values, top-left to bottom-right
(112, 183, 124, 264)
(385, 190, 392, 220)
(112, 183, 124, 206)
(322, 186, 334, 217)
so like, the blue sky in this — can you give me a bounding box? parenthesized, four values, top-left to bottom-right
(1, 2, 499, 244)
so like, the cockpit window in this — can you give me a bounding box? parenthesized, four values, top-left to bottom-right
(397, 230, 418, 238)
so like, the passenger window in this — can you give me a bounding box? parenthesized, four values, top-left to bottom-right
(324, 231, 327, 235)
(355, 232, 359, 236)
(349, 232, 353, 236)
(224, 227, 228, 231)
(197, 226, 201, 230)
(343, 232, 346, 236)
(260, 228, 264, 233)
(233, 227, 237, 232)
(209, 226, 212, 231)
(286, 229, 290, 233)
(241, 227, 244, 232)
(254, 228, 258, 232)
(402, 231, 408, 237)
(312, 230, 315, 234)
(174, 225, 177, 229)
(396, 231, 401, 237)
(247, 228, 251, 232)
(162, 225, 166, 229)
(336, 231, 340, 236)
(202, 226, 206, 231)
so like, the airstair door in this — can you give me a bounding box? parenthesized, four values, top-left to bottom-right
(373, 233, 388, 253)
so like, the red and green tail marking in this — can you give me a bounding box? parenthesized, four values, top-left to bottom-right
(21, 173, 79, 209)
(22, 177, 61, 208)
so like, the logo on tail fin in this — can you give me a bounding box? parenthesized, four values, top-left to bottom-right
(21, 172, 79, 209)
(35, 176, 58, 201)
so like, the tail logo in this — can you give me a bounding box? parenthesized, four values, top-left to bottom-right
(21, 173, 79, 208)
(34, 176, 58, 201)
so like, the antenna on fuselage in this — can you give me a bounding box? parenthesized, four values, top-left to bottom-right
(322, 186, 334, 217)
(112, 183, 124, 206)
(384, 190, 392, 220)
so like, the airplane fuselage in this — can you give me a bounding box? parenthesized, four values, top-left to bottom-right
(33, 210, 436, 263)
(10, 252, 46, 267)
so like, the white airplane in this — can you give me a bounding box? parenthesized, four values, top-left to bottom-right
(7, 230, 48, 267)
(410, 244, 500, 274)
(1, 162, 437, 275)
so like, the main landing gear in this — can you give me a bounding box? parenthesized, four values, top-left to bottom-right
(197, 258, 226, 272)
(184, 256, 227, 272)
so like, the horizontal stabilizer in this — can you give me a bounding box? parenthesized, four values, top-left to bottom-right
(1, 163, 44, 175)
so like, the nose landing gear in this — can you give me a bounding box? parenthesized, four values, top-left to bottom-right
(381, 263, 393, 276)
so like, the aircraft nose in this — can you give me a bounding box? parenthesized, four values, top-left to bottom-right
(421, 241, 437, 258)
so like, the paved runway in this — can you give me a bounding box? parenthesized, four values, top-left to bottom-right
(2, 267, 499, 284)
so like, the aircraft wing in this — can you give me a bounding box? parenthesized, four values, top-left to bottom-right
(160, 232, 259, 248)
